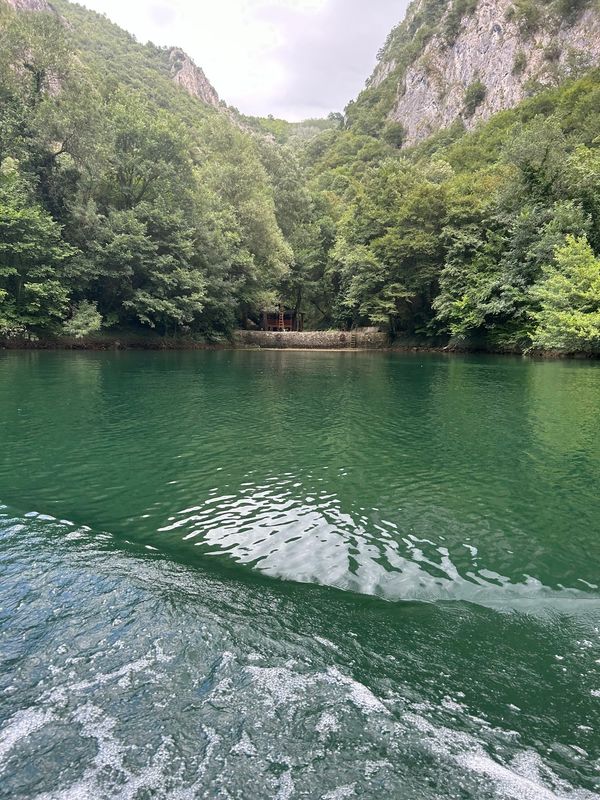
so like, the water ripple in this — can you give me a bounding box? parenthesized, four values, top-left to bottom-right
(1, 351, 599, 611)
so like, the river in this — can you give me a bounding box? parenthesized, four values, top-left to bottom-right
(0, 350, 598, 798)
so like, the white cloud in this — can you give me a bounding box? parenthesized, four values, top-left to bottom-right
(148, 4, 177, 27)
(76, 0, 408, 120)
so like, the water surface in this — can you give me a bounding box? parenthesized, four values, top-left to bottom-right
(1, 350, 599, 798)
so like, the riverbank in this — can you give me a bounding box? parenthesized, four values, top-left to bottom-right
(0, 331, 228, 351)
(236, 332, 600, 359)
(0, 328, 390, 351)
(1, 329, 599, 359)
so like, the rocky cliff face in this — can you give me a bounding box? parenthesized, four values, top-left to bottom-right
(4, 0, 51, 10)
(371, 0, 600, 146)
(3, 1, 222, 110)
(168, 47, 220, 108)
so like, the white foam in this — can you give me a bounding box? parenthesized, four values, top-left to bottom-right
(321, 785, 356, 799)
(0, 709, 54, 770)
(64, 531, 86, 541)
(275, 771, 295, 800)
(46, 646, 172, 705)
(459, 749, 584, 800)
(245, 665, 311, 705)
(31, 704, 123, 800)
(324, 667, 388, 715)
(30, 708, 221, 800)
(441, 695, 466, 713)
(364, 760, 391, 778)
(231, 731, 257, 756)
(316, 712, 339, 738)
(195, 726, 221, 780)
(245, 663, 389, 719)
(314, 636, 341, 653)
(404, 711, 597, 800)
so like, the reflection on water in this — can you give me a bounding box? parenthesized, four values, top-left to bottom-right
(0, 351, 599, 798)
(1, 350, 598, 605)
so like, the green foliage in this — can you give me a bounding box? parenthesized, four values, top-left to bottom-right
(532, 235, 600, 351)
(512, 50, 528, 75)
(382, 122, 407, 148)
(0, 2, 294, 338)
(63, 300, 102, 338)
(0, 159, 75, 335)
(1, 0, 600, 355)
(303, 65, 600, 349)
(329, 159, 451, 332)
(238, 114, 340, 145)
(463, 80, 487, 117)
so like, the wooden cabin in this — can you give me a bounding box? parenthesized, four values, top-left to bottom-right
(261, 307, 304, 332)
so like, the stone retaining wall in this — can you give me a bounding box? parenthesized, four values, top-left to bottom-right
(235, 330, 388, 350)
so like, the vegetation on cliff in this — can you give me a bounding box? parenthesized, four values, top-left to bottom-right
(1, 0, 599, 352)
(302, 66, 600, 351)
(0, 1, 309, 339)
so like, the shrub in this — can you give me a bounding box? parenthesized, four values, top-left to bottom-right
(463, 80, 487, 117)
(63, 301, 103, 339)
(382, 121, 407, 148)
(544, 44, 562, 62)
(513, 50, 528, 75)
(531, 236, 600, 353)
(506, 0, 543, 35)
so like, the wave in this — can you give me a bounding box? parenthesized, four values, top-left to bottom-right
(1, 503, 598, 799)
(1, 500, 599, 616)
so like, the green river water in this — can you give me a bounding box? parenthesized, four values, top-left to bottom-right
(0, 350, 599, 799)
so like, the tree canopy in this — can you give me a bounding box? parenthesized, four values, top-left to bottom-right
(1, 1, 599, 354)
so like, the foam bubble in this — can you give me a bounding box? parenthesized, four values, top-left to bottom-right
(324, 667, 389, 715)
(0, 709, 54, 770)
(316, 712, 339, 738)
(275, 771, 295, 800)
(321, 785, 356, 799)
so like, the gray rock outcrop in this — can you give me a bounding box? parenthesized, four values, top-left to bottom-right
(372, 0, 600, 146)
(4, 0, 52, 10)
(168, 47, 220, 108)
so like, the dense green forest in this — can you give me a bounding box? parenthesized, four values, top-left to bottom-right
(307, 72, 600, 352)
(0, 0, 306, 340)
(1, 0, 600, 352)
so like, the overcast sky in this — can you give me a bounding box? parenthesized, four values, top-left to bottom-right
(77, 0, 409, 120)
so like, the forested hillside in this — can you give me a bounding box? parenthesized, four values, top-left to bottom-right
(0, 0, 311, 340)
(1, 0, 600, 352)
(304, 69, 600, 351)
(298, 0, 600, 353)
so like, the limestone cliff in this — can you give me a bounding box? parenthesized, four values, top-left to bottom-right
(3, 0, 222, 111)
(4, 0, 51, 10)
(367, 0, 600, 146)
(167, 47, 220, 108)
